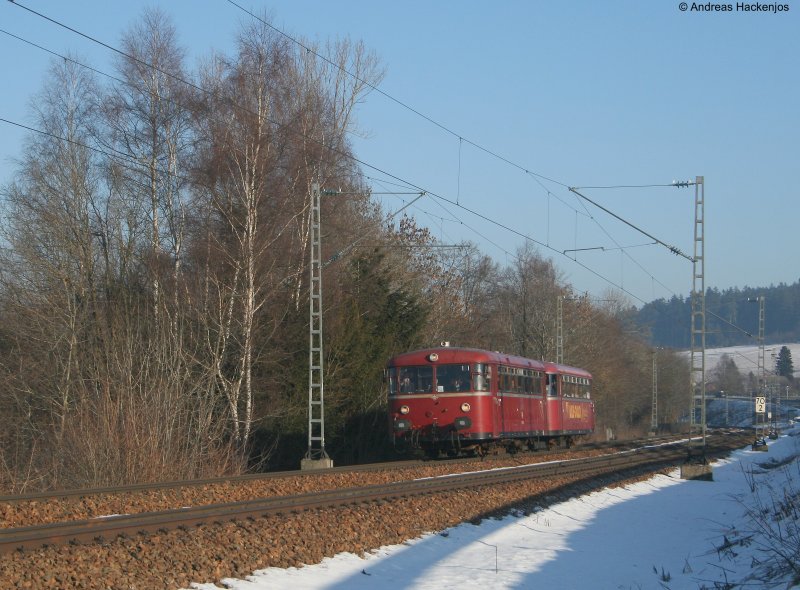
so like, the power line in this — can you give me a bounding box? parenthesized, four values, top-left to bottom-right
(568, 188, 678, 297)
(2, 111, 651, 307)
(2, 3, 679, 304)
(7, 3, 777, 350)
(571, 183, 681, 190)
(568, 186, 694, 262)
(363, 174, 654, 304)
(2, 3, 432, 205)
(224, 0, 599, 231)
(605, 241, 658, 251)
(223, 0, 571, 191)
(368, 175, 651, 305)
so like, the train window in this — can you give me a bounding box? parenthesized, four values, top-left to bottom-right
(500, 366, 514, 393)
(395, 366, 434, 394)
(546, 373, 558, 397)
(473, 363, 490, 392)
(436, 364, 472, 393)
(558, 375, 591, 398)
(534, 371, 544, 396)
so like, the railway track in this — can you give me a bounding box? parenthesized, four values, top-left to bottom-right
(0, 431, 691, 506)
(0, 431, 751, 555)
(0, 432, 696, 531)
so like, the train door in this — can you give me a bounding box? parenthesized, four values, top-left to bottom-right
(498, 386, 509, 436)
(545, 372, 562, 433)
(498, 365, 522, 436)
(492, 365, 503, 436)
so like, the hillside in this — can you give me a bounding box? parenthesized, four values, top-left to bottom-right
(635, 280, 800, 348)
(704, 343, 800, 381)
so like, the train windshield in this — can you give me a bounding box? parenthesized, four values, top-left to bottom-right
(390, 363, 490, 395)
(435, 364, 472, 393)
(392, 366, 434, 394)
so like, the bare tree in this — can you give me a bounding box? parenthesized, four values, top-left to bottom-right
(1, 55, 103, 457)
(711, 354, 744, 394)
(456, 245, 503, 342)
(104, 7, 193, 325)
(192, 16, 386, 453)
(281, 36, 384, 309)
(0, 12, 242, 488)
(192, 19, 297, 449)
(498, 243, 563, 359)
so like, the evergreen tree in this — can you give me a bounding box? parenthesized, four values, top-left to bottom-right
(776, 346, 794, 381)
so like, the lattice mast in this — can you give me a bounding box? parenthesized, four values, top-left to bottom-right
(306, 182, 330, 461)
(688, 176, 706, 456)
(650, 350, 658, 434)
(756, 296, 766, 441)
(556, 295, 565, 365)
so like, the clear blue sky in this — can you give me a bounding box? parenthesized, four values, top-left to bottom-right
(1, 1, 798, 305)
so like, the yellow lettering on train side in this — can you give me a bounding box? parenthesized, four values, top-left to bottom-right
(565, 402, 586, 420)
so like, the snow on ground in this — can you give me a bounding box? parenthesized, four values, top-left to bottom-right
(703, 342, 800, 381)
(189, 427, 800, 590)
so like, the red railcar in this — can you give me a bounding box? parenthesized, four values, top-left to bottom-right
(388, 345, 595, 456)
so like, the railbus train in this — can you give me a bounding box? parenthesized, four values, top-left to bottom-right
(387, 344, 595, 456)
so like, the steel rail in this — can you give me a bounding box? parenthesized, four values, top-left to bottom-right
(0, 432, 695, 504)
(0, 434, 750, 555)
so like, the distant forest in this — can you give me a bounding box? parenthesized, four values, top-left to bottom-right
(635, 280, 800, 349)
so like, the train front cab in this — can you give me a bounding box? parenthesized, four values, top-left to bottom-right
(388, 353, 494, 456)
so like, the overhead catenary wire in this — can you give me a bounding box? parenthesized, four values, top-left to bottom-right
(3, 1, 682, 304)
(571, 183, 681, 190)
(223, 0, 598, 229)
(568, 186, 694, 262)
(224, 0, 620, 274)
(4, 2, 783, 384)
(366, 173, 649, 305)
(567, 187, 678, 297)
(1, 4, 430, 207)
(223, 0, 571, 191)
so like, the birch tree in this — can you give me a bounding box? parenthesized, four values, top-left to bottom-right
(500, 243, 563, 360)
(1, 56, 102, 454)
(105, 7, 192, 325)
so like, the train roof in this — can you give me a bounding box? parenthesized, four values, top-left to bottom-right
(387, 346, 592, 378)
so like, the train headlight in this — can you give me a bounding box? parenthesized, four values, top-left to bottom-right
(399, 405, 410, 415)
(460, 402, 471, 412)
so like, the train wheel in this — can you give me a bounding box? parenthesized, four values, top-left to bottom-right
(424, 446, 440, 459)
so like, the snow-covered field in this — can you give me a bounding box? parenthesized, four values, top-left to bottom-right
(190, 428, 800, 590)
(704, 342, 800, 380)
